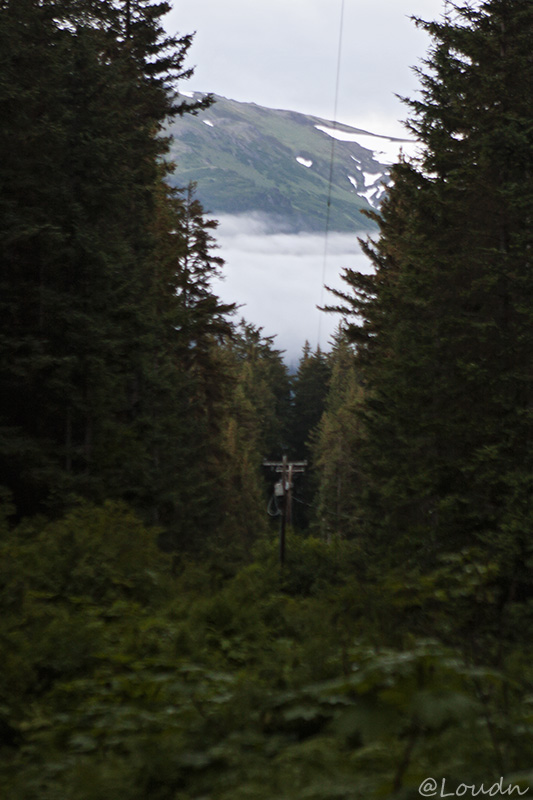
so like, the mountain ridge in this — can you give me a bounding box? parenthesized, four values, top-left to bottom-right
(167, 94, 415, 234)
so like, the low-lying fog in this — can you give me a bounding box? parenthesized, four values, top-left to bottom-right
(211, 214, 375, 366)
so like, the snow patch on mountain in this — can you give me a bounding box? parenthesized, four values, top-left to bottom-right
(347, 175, 358, 190)
(346, 165, 390, 208)
(362, 183, 388, 208)
(315, 125, 417, 165)
(363, 171, 383, 187)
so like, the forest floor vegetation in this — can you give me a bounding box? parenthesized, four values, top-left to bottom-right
(1, 501, 532, 799)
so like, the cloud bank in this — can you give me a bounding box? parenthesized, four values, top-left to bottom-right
(211, 214, 375, 364)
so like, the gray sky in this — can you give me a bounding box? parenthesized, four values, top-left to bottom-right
(166, 0, 446, 138)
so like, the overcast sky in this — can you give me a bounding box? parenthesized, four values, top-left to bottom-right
(166, 0, 446, 138)
(164, 1, 447, 360)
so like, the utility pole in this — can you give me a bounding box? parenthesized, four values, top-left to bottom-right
(263, 456, 307, 565)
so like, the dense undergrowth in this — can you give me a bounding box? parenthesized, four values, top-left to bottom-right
(1, 501, 533, 799)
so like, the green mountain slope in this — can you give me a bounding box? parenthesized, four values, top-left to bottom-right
(167, 94, 413, 233)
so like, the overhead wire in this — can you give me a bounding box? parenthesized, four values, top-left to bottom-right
(318, 0, 346, 350)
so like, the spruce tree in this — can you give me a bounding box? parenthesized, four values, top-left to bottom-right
(311, 330, 363, 542)
(215, 321, 291, 553)
(288, 343, 332, 461)
(331, 0, 533, 578)
(226, 320, 291, 458)
(0, 0, 222, 527)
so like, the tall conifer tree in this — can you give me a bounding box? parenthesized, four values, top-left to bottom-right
(311, 330, 362, 542)
(288, 343, 331, 461)
(0, 0, 229, 536)
(331, 0, 533, 577)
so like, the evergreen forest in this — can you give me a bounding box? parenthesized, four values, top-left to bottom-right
(2, 1, 533, 797)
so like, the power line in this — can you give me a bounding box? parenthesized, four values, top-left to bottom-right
(318, 0, 346, 350)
